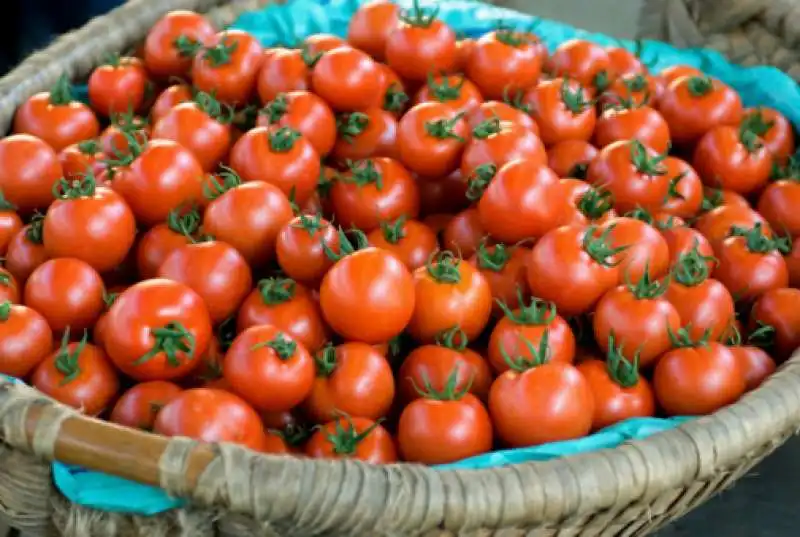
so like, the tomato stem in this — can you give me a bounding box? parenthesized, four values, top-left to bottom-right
(495, 28, 527, 48)
(251, 332, 297, 360)
(52, 173, 97, 200)
(300, 44, 323, 68)
(268, 127, 301, 153)
(0, 300, 11, 322)
(166, 204, 202, 238)
(25, 213, 45, 244)
(314, 344, 338, 377)
(261, 93, 289, 125)
(501, 331, 551, 372)
(201, 37, 239, 68)
(723, 322, 742, 346)
(672, 242, 717, 287)
(102, 291, 120, 311)
(49, 73, 74, 106)
(622, 73, 648, 93)
(593, 70, 610, 93)
(204, 166, 242, 200)
(502, 88, 531, 113)
(292, 212, 326, 237)
(605, 332, 641, 388)
(700, 188, 724, 213)
(135, 322, 197, 367)
(629, 139, 667, 177)
(747, 320, 776, 350)
(194, 91, 235, 124)
(322, 226, 368, 261)
(54, 328, 89, 385)
(582, 225, 627, 268)
(77, 139, 100, 156)
(465, 163, 497, 201)
(434, 325, 469, 351)
(475, 241, 509, 272)
(425, 251, 462, 284)
(412, 367, 472, 401)
(667, 324, 711, 349)
(379, 215, 407, 244)
(272, 422, 312, 447)
(472, 116, 503, 139)
(424, 113, 466, 142)
(560, 78, 591, 115)
(345, 159, 384, 189)
(729, 222, 790, 255)
(426, 73, 465, 103)
(336, 112, 370, 144)
(173, 34, 203, 58)
(686, 76, 713, 97)
(0, 188, 17, 211)
(258, 277, 297, 305)
(383, 83, 409, 113)
(498, 291, 556, 325)
(577, 187, 614, 220)
(624, 262, 670, 299)
(325, 415, 383, 455)
(738, 123, 764, 154)
(400, 0, 439, 28)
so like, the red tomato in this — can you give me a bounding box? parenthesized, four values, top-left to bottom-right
(306, 416, 397, 463)
(605, 46, 645, 78)
(331, 108, 399, 162)
(489, 359, 593, 447)
(659, 65, 702, 84)
(304, 342, 394, 423)
(104, 279, 213, 381)
(466, 30, 543, 100)
(99, 112, 150, 158)
(109, 380, 183, 430)
(88, 56, 149, 116)
(347, 0, 400, 60)
(0, 301, 53, 377)
(376, 63, 409, 116)
(5, 222, 48, 284)
(366, 216, 438, 271)
(154, 388, 266, 450)
(468, 242, 530, 316)
(742, 107, 795, 163)
(661, 225, 714, 270)
(547, 139, 598, 179)
(59, 140, 105, 181)
(593, 105, 670, 154)
(276, 213, 339, 286)
(0, 134, 62, 213)
(303, 33, 348, 56)
(150, 84, 194, 124)
(144, 10, 216, 79)
(657, 75, 743, 146)
(191, 30, 264, 105)
(452, 37, 476, 73)
(757, 179, 800, 239)
(312, 47, 381, 112)
(556, 179, 617, 227)
(256, 48, 313, 104)
(549, 39, 611, 90)
(236, 277, 328, 354)
(257, 90, 336, 156)
(397, 102, 469, 178)
(418, 170, 469, 216)
(0, 268, 19, 305)
(224, 324, 314, 412)
(136, 206, 198, 279)
(467, 100, 540, 136)
(731, 345, 776, 391)
(692, 125, 771, 195)
(601, 216, 670, 284)
(653, 338, 745, 415)
(749, 288, 800, 362)
(714, 224, 788, 302)
(476, 158, 562, 243)
(385, 6, 456, 82)
(786, 237, 800, 288)
(694, 204, 769, 253)
(0, 201, 22, 258)
(407, 252, 492, 344)
(414, 74, 483, 115)
(442, 208, 486, 259)
(461, 120, 547, 180)
(659, 156, 704, 219)
(524, 78, 596, 146)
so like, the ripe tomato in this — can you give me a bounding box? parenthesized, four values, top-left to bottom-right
(692, 125, 771, 195)
(150, 84, 194, 124)
(13, 75, 100, 152)
(397, 102, 469, 178)
(0, 199, 22, 257)
(714, 223, 788, 302)
(347, 0, 400, 60)
(657, 75, 743, 145)
(442, 208, 485, 259)
(99, 112, 150, 157)
(304, 342, 394, 423)
(331, 108, 399, 162)
(398, 372, 493, 464)
(468, 242, 530, 316)
(466, 30, 543, 100)
(578, 341, 655, 431)
(731, 345, 776, 391)
(556, 179, 617, 227)
(659, 157, 704, 219)
(546, 139, 598, 179)
(330, 157, 420, 232)
(385, 6, 456, 82)
(742, 107, 795, 163)
(788, 237, 800, 288)
(224, 324, 314, 412)
(257, 90, 336, 156)
(0, 268, 18, 304)
(414, 74, 483, 115)
(757, 179, 800, 238)
(661, 225, 714, 270)
(488, 296, 576, 374)
(694, 204, 769, 253)
(203, 174, 293, 267)
(601, 216, 669, 283)
(0, 300, 53, 378)
(749, 288, 800, 362)
(467, 100, 539, 136)
(549, 39, 611, 89)
(303, 33, 347, 56)
(605, 46, 645, 78)
(407, 252, 492, 343)
(320, 242, 415, 343)
(136, 206, 198, 279)
(366, 216, 438, 271)
(5, 221, 48, 283)
(312, 46, 381, 112)
(476, 158, 562, 243)
(87, 56, 149, 116)
(489, 359, 593, 447)
(527, 224, 621, 316)
(659, 64, 703, 84)
(109, 380, 183, 430)
(276, 213, 339, 286)
(306, 416, 397, 463)
(24, 258, 104, 333)
(144, 10, 216, 79)
(418, 170, 468, 216)
(237, 277, 328, 353)
(461, 120, 547, 180)
(32, 330, 119, 415)
(191, 30, 264, 105)
(524, 78, 596, 146)
(0, 134, 62, 213)
(653, 336, 745, 415)
(59, 140, 105, 181)
(256, 47, 314, 103)
(154, 388, 266, 450)
(104, 279, 213, 381)
(593, 105, 671, 154)
(586, 140, 670, 214)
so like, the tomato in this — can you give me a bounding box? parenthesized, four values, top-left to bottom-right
(468, 242, 530, 316)
(303, 34, 348, 56)
(109, 380, 183, 430)
(787, 237, 800, 288)
(407, 252, 492, 344)
(659, 157, 704, 219)
(414, 74, 483, 115)
(398, 372, 493, 464)
(144, 10, 215, 79)
(605, 46, 645, 78)
(749, 288, 800, 362)
(524, 78, 596, 146)
(418, 170, 469, 216)
(59, 140, 105, 181)
(385, 5, 456, 82)
(731, 345, 776, 391)
(757, 179, 800, 238)
(347, 0, 400, 60)
(593, 105, 670, 154)
(0, 134, 62, 213)
(311, 46, 381, 112)
(466, 30, 543, 100)
(657, 75, 743, 146)
(661, 225, 715, 270)
(87, 56, 149, 116)
(202, 173, 293, 267)
(714, 223, 788, 302)
(304, 342, 394, 423)
(442, 208, 485, 258)
(452, 37, 476, 73)
(476, 158, 562, 243)
(659, 65, 703, 84)
(547, 139, 598, 179)
(5, 221, 48, 284)
(150, 84, 194, 124)
(586, 140, 670, 214)
(692, 125, 771, 195)
(376, 63, 409, 116)
(0, 300, 53, 378)
(275, 213, 337, 286)
(99, 112, 150, 158)
(14, 75, 100, 152)
(154, 388, 266, 450)
(104, 279, 212, 381)
(191, 30, 264, 105)
(224, 324, 314, 412)
(489, 358, 593, 447)
(461, 120, 547, 181)
(694, 204, 769, 253)
(653, 335, 745, 415)
(397, 102, 469, 178)
(237, 277, 328, 353)
(549, 39, 611, 90)
(601, 216, 669, 284)
(467, 100, 539, 136)
(256, 91, 336, 157)
(330, 158, 420, 232)
(366, 216, 437, 271)
(331, 108, 399, 162)
(306, 416, 397, 463)
(527, 224, 621, 316)
(136, 206, 198, 280)
(0, 201, 22, 259)
(742, 107, 795, 163)
(556, 179, 616, 227)
(578, 343, 655, 431)
(256, 47, 314, 104)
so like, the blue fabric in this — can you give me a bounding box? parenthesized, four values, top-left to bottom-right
(33, 0, 800, 515)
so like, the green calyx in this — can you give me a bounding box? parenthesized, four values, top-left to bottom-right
(501, 331, 551, 372)
(272, 422, 312, 448)
(173, 34, 203, 58)
(77, 139, 100, 155)
(251, 332, 298, 360)
(672, 242, 717, 287)
(165, 204, 202, 239)
(560, 78, 591, 114)
(201, 38, 239, 68)
(300, 44, 323, 68)
(337, 112, 370, 144)
(686, 76, 713, 97)
(204, 166, 242, 201)
(434, 325, 469, 351)
(582, 225, 628, 268)
(475, 241, 510, 272)
(52, 173, 97, 200)
(399, 0, 439, 28)
(424, 113, 466, 142)
(624, 264, 670, 300)
(747, 319, 776, 350)
(54, 328, 89, 385)
(497, 289, 557, 326)
(604, 332, 640, 388)
(0, 300, 12, 322)
(383, 83, 409, 113)
(427, 73, 465, 103)
(193, 91, 234, 124)
(0, 188, 17, 211)
(49, 73, 74, 106)
(577, 188, 614, 220)
(622, 73, 648, 93)
(134, 322, 197, 367)
(261, 93, 289, 125)
(741, 109, 775, 138)
(379, 215, 407, 244)
(495, 28, 526, 47)
(665, 172, 687, 204)
(668, 324, 711, 349)
(629, 139, 667, 177)
(472, 116, 503, 139)
(729, 222, 791, 255)
(257, 277, 297, 306)
(292, 212, 326, 237)
(25, 213, 45, 244)
(324, 415, 384, 456)
(344, 159, 384, 190)
(700, 188, 724, 213)
(412, 367, 472, 401)
(569, 162, 590, 180)
(425, 251, 462, 284)
(268, 127, 302, 153)
(503, 88, 531, 113)
(314, 344, 338, 377)
(738, 122, 764, 154)
(723, 322, 742, 346)
(593, 70, 611, 93)
(465, 163, 498, 201)
(625, 206, 655, 226)
(322, 226, 368, 262)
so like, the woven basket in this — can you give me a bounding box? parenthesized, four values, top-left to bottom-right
(2, 1, 800, 536)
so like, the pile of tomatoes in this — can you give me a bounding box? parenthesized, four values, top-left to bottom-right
(1, 0, 799, 466)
